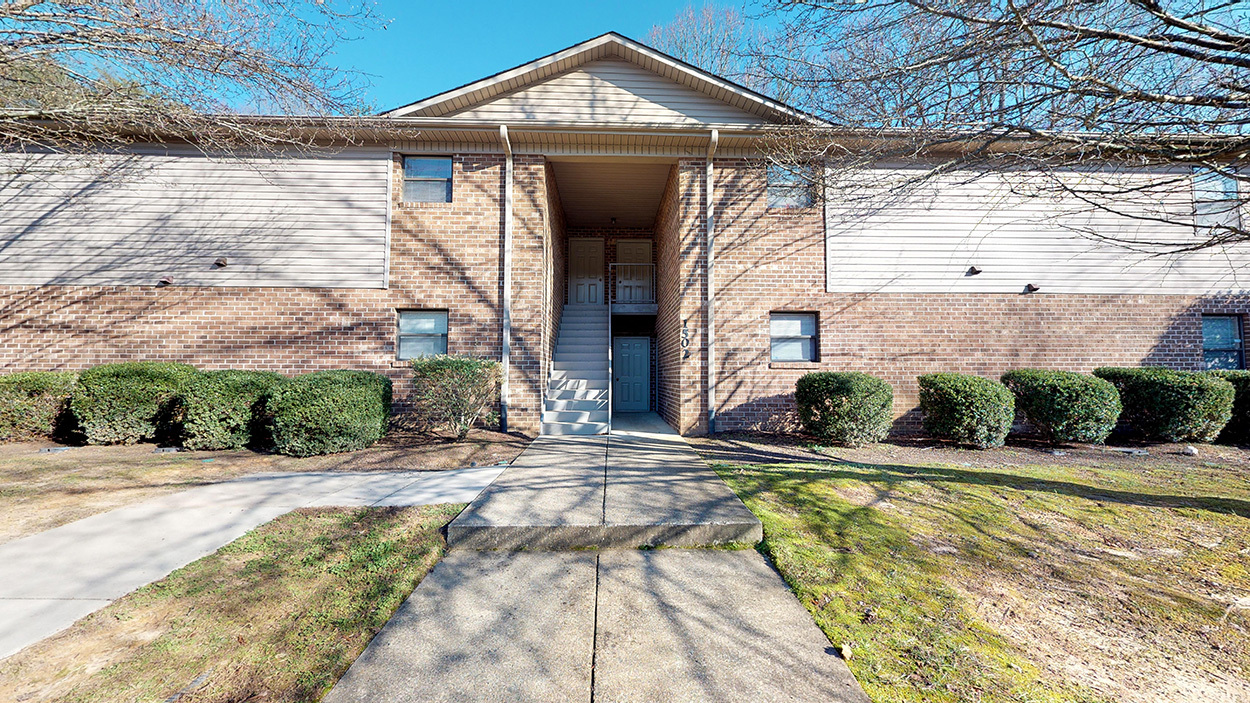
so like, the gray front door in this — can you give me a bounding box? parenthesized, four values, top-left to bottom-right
(613, 337, 650, 412)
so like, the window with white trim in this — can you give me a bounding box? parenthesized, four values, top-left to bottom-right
(1193, 168, 1241, 231)
(766, 165, 814, 209)
(1203, 314, 1244, 370)
(397, 310, 448, 359)
(770, 312, 818, 362)
(402, 156, 453, 203)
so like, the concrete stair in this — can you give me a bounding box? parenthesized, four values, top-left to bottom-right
(542, 304, 608, 435)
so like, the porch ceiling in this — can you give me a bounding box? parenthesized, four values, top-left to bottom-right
(549, 160, 672, 228)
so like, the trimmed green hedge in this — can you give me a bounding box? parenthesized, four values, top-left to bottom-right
(0, 371, 78, 442)
(70, 362, 200, 445)
(1000, 369, 1121, 444)
(268, 370, 392, 456)
(1093, 367, 1233, 443)
(178, 370, 289, 450)
(795, 371, 893, 446)
(410, 355, 501, 439)
(918, 373, 1015, 449)
(1209, 370, 1250, 444)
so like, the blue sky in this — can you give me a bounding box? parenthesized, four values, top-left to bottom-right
(332, 1, 696, 112)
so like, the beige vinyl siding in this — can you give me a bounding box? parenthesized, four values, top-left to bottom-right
(0, 147, 390, 288)
(447, 59, 767, 126)
(825, 165, 1250, 295)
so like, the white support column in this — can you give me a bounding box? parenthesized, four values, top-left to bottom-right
(500, 125, 514, 433)
(705, 129, 719, 434)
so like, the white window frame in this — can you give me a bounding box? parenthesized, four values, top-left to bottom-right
(397, 310, 449, 360)
(402, 156, 453, 203)
(769, 312, 819, 362)
(1193, 167, 1241, 231)
(1202, 314, 1245, 370)
(766, 164, 815, 209)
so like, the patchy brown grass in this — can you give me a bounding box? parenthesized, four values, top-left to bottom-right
(694, 433, 1250, 703)
(0, 428, 525, 544)
(0, 505, 461, 703)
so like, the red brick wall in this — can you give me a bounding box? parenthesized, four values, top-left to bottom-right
(655, 165, 684, 429)
(543, 163, 567, 396)
(702, 158, 1234, 434)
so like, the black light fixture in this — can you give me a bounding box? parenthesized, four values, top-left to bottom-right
(1024, 283, 1040, 293)
(214, 257, 228, 268)
(157, 276, 174, 286)
(966, 266, 982, 276)
(610, 217, 617, 225)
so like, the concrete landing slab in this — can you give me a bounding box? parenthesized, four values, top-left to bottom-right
(447, 414, 760, 550)
(594, 550, 869, 703)
(323, 551, 597, 703)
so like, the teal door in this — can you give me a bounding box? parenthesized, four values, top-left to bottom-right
(613, 337, 650, 412)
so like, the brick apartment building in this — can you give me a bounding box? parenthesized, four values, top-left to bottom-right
(2, 33, 1248, 436)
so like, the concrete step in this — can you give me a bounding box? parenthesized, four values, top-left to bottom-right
(548, 378, 610, 391)
(553, 361, 608, 372)
(549, 369, 608, 381)
(556, 343, 606, 353)
(553, 352, 605, 363)
(540, 421, 609, 435)
(542, 410, 609, 424)
(547, 387, 608, 401)
(559, 327, 607, 335)
(544, 398, 608, 412)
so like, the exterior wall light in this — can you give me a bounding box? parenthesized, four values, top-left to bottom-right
(966, 266, 982, 276)
(1024, 283, 1040, 293)
(157, 276, 174, 286)
(214, 257, 228, 268)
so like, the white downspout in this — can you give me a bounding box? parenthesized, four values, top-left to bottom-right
(500, 125, 513, 433)
(705, 129, 719, 434)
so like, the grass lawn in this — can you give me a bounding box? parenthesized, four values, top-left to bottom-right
(0, 428, 525, 544)
(0, 504, 461, 702)
(693, 435, 1250, 703)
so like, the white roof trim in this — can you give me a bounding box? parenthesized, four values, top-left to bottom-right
(384, 32, 820, 126)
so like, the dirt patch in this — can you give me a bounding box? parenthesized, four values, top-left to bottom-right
(0, 429, 527, 544)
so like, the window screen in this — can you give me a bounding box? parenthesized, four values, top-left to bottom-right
(402, 156, 453, 203)
(1203, 314, 1244, 370)
(397, 310, 449, 360)
(770, 312, 818, 362)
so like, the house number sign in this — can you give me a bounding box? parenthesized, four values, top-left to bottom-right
(681, 320, 692, 359)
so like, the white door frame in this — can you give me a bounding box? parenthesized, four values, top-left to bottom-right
(612, 336, 650, 412)
(569, 237, 605, 305)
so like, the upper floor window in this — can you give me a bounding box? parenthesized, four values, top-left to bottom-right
(1203, 314, 1244, 370)
(1193, 168, 1241, 231)
(766, 164, 814, 209)
(397, 310, 448, 360)
(403, 156, 453, 203)
(770, 312, 818, 362)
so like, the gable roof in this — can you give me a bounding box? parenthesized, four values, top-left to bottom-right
(384, 32, 815, 128)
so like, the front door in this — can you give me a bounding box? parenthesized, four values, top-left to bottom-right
(569, 238, 604, 305)
(615, 240, 653, 303)
(613, 337, 650, 412)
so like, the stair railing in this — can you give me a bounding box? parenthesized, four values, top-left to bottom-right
(606, 291, 612, 434)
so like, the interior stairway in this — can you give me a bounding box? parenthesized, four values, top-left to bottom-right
(542, 304, 609, 435)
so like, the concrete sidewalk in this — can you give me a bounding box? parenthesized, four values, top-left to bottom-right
(328, 414, 870, 702)
(0, 465, 505, 659)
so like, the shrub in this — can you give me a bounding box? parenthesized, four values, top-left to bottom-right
(70, 362, 200, 445)
(0, 371, 79, 442)
(1000, 369, 1121, 444)
(268, 370, 392, 456)
(1209, 370, 1250, 444)
(1093, 367, 1233, 443)
(794, 372, 893, 446)
(917, 373, 1015, 449)
(178, 370, 289, 450)
(410, 355, 501, 439)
